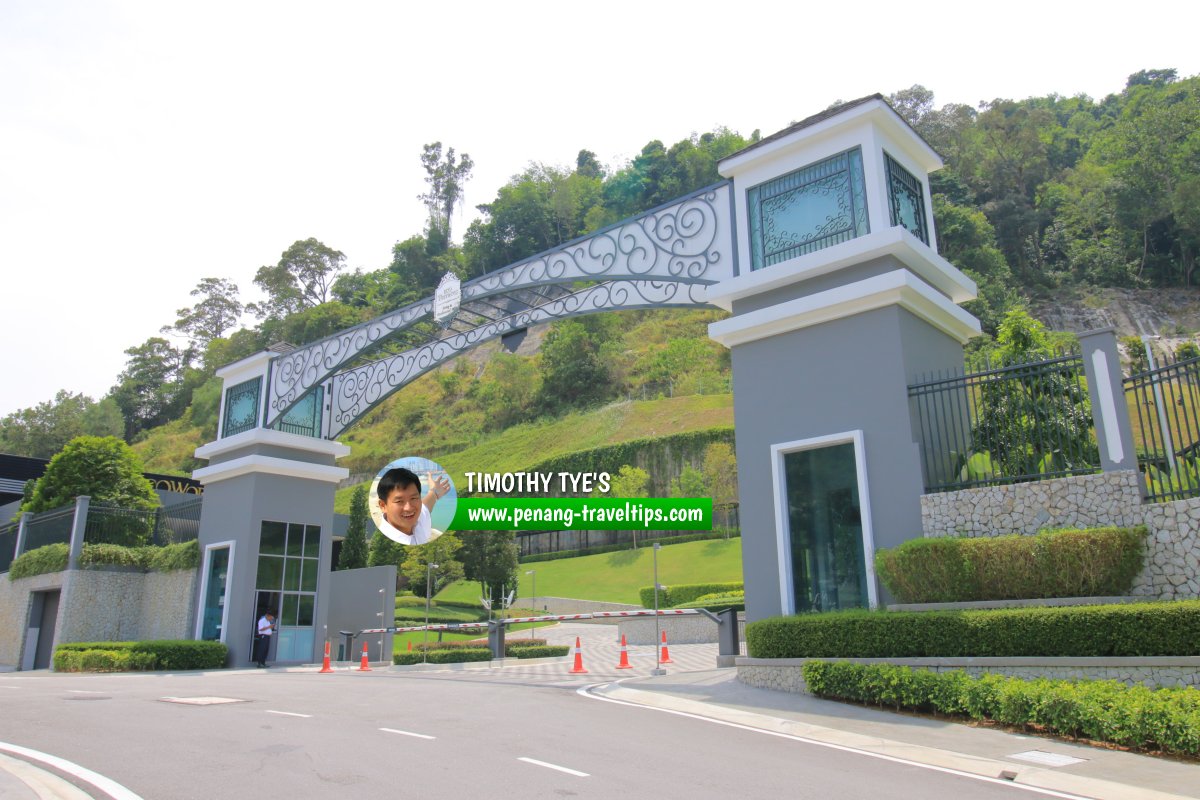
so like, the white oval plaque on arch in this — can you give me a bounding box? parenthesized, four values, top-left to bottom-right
(433, 272, 461, 325)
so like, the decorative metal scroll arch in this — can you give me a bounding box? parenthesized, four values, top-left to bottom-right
(325, 280, 709, 439)
(264, 181, 735, 430)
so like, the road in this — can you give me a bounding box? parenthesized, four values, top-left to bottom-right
(0, 666, 1101, 800)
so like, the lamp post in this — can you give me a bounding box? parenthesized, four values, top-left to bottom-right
(525, 569, 536, 639)
(652, 543, 666, 676)
(424, 563, 439, 664)
(378, 588, 386, 662)
(1142, 336, 1178, 476)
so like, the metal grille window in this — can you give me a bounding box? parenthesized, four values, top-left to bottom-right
(273, 386, 323, 438)
(884, 152, 928, 244)
(747, 148, 869, 271)
(222, 377, 261, 438)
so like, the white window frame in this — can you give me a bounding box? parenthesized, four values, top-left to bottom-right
(769, 429, 879, 614)
(194, 540, 236, 643)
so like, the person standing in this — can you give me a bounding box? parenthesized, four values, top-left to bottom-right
(253, 611, 276, 668)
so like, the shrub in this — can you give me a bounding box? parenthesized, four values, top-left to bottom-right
(144, 540, 199, 571)
(9, 544, 69, 580)
(676, 590, 745, 611)
(802, 661, 1200, 757)
(394, 648, 492, 665)
(80, 543, 147, 569)
(55, 640, 227, 670)
(639, 582, 744, 609)
(77, 541, 199, 572)
(745, 601, 1200, 659)
(508, 645, 570, 659)
(874, 526, 1148, 604)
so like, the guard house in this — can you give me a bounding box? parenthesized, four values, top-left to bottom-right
(708, 95, 981, 621)
(191, 347, 350, 667)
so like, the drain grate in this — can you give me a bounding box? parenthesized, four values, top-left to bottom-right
(159, 696, 248, 705)
(1008, 750, 1087, 767)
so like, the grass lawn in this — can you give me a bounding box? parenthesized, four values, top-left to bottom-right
(434, 537, 742, 606)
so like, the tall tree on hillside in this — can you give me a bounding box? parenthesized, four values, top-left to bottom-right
(247, 238, 345, 320)
(0, 391, 124, 459)
(419, 142, 474, 246)
(338, 485, 370, 570)
(459, 530, 519, 608)
(163, 278, 243, 349)
(110, 337, 188, 439)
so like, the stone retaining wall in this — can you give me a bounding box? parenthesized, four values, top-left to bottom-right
(920, 470, 1200, 600)
(0, 572, 66, 669)
(737, 656, 1200, 693)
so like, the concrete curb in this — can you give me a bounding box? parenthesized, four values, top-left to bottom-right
(593, 683, 1198, 800)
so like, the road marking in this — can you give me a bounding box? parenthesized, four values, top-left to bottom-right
(0, 686, 20, 689)
(67, 690, 105, 694)
(578, 683, 1092, 800)
(517, 757, 589, 777)
(0, 740, 147, 800)
(265, 710, 312, 718)
(379, 728, 436, 740)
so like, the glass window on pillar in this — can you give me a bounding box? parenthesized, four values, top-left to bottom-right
(222, 377, 262, 438)
(783, 443, 869, 612)
(747, 147, 870, 271)
(884, 152, 929, 244)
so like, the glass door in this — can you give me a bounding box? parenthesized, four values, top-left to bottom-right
(199, 545, 231, 642)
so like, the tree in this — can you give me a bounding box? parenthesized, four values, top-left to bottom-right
(609, 464, 650, 548)
(400, 533, 465, 597)
(163, 278, 243, 349)
(458, 530, 519, 608)
(669, 465, 706, 498)
(536, 318, 618, 412)
(932, 195, 1019, 334)
(110, 338, 188, 439)
(702, 442, 739, 509)
(367, 530, 405, 572)
(24, 436, 159, 514)
(0, 391, 124, 459)
(419, 142, 474, 243)
(247, 238, 345, 320)
(338, 485, 370, 570)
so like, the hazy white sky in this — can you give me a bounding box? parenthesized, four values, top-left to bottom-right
(2, 0, 1197, 417)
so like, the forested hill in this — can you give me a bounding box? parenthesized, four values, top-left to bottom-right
(3, 69, 1199, 474)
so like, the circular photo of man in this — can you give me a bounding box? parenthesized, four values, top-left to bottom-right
(369, 456, 457, 545)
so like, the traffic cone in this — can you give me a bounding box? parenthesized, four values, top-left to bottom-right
(659, 630, 673, 664)
(407, 640, 412, 652)
(615, 634, 632, 670)
(358, 641, 372, 672)
(568, 636, 588, 674)
(319, 640, 333, 673)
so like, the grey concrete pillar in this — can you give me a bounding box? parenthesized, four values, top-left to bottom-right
(67, 495, 89, 570)
(1078, 328, 1139, 474)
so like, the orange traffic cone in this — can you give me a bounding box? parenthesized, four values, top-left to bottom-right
(659, 630, 673, 664)
(319, 640, 333, 673)
(568, 636, 588, 674)
(358, 641, 372, 672)
(615, 634, 632, 669)
(407, 640, 412, 652)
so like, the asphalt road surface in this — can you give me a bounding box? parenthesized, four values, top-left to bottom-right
(0, 668, 1093, 799)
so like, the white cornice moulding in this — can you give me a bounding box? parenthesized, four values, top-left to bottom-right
(194, 427, 351, 462)
(705, 227, 976, 311)
(215, 351, 274, 383)
(708, 269, 981, 348)
(192, 454, 349, 486)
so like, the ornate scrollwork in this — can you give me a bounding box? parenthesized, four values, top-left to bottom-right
(266, 181, 734, 430)
(326, 280, 710, 438)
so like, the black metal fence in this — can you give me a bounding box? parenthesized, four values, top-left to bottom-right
(0, 520, 17, 573)
(909, 352, 1101, 493)
(84, 498, 203, 547)
(22, 504, 75, 551)
(1123, 353, 1200, 502)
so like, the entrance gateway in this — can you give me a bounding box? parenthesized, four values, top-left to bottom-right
(192, 96, 981, 665)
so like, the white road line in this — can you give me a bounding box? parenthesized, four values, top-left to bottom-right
(0, 686, 20, 689)
(0, 741, 147, 800)
(67, 690, 105, 694)
(379, 728, 436, 740)
(577, 684, 1093, 800)
(517, 757, 589, 777)
(264, 710, 312, 718)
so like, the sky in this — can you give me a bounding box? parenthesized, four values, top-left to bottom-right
(1, 0, 1198, 418)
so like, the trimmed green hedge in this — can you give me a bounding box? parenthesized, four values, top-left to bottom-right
(639, 582, 743, 609)
(78, 541, 199, 572)
(54, 649, 159, 672)
(508, 645, 570, 659)
(409, 639, 548, 656)
(746, 601, 1200, 659)
(520, 529, 740, 564)
(803, 661, 1200, 757)
(54, 640, 227, 671)
(874, 527, 1147, 604)
(9, 543, 69, 580)
(394, 648, 492, 665)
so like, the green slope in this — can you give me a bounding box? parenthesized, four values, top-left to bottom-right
(434, 537, 742, 606)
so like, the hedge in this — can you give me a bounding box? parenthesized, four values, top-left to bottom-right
(640, 582, 744, 609)
(54, 640, 227, 671)
(746, 601, 1200, 659)
(508, 645, 570, 659)
(78, 540, 199, 572)
(874, 527, 1147, 604)
(54, 649, 158, 672)
(520, 530, 740, 564)
(394, 648, 492, 665)
(802, 661, 1200, 757)
(8, 543, 69, 580)
(409, 639, 548, 656)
